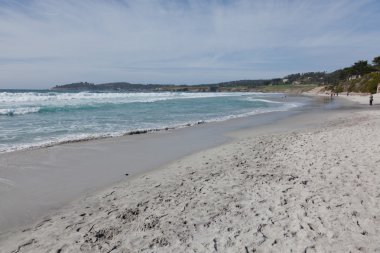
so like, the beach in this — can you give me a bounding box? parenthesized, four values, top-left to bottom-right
(344, 93, 380, 105)
(0, 91, 307, 232)
(0, 96, 380, 252)
(1, 0, 380, 251)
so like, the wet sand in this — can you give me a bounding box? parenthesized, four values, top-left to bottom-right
(1, 96, 380, 252)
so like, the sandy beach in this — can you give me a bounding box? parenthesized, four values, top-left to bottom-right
(1, 98, 380, 252)
(2, 0, 380, 251)
(343, 93, 380, 105)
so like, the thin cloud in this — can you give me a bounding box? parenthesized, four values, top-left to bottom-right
(0, 0, 379, 88)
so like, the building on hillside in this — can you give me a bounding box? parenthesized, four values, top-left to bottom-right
(348, 75, 361, 81)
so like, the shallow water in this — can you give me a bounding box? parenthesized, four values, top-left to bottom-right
(0, 90, 305, 153)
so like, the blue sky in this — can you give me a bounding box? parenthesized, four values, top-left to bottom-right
(0, 0, 380, 88)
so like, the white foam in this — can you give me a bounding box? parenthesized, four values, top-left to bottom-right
(205, 102, 301, 123)
(0, 107, 41, 116)
(0, 92, 252, 115)
(0, 91, 254, 116)
(0, 177, 15, 186)
(244, 98, 283, 104)
(0, 91, 247, 104)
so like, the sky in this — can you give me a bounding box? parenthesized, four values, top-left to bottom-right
(0, 0, 380, 89)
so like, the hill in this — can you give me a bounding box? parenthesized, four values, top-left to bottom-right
(333, 72, 380, 94)
(51, 55, 380, 93)
(52, 80, 277, 92)
(52, 79, 317, 93)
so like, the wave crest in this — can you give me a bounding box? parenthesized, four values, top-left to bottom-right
(0, 107, 41, 116)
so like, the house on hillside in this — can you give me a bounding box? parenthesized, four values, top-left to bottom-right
(348, 75, 361, 81)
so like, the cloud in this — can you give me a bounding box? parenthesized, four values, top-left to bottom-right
(0, 0, 379, 88)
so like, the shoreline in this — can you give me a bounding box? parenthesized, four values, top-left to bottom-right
(0, 95, 321, 231)
(0, 97, 379, 252)
(0, 96, 374, 239)
(0, 95, 313, 234)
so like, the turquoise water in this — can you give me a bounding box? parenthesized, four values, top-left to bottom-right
(0, 90, 304, 153)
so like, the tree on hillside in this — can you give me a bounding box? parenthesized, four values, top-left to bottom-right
(350, 60, 375, 76)
(373, 56, 380, 67)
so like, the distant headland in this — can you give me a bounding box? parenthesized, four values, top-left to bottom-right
(52, 56, 380, 94)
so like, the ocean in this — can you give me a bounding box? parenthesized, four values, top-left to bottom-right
(0, 90, 306, 153)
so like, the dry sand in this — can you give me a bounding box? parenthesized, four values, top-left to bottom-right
(342, 93, 380, 105)
(304, 88, 380, 106)
(1, 108, 380, 252)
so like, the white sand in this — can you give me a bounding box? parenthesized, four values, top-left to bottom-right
(342, 93, 380, 105)
(304, 87, 380, 106)
(1, 109, 380, 252)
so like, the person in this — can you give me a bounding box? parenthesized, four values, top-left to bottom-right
(370, 94, 373, 106)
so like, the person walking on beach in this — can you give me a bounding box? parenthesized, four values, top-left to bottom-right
(369, 94, 373, 106)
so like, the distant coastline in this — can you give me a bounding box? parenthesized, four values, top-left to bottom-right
(51, 81, 318, 93)
(51, 55, 380, 94)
